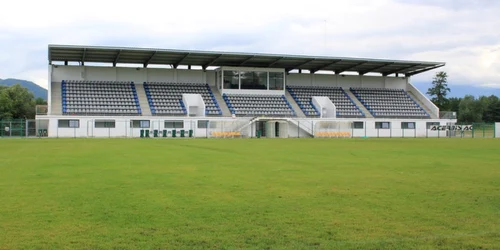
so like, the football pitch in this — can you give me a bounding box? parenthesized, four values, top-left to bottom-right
(1, 138, 499, 249)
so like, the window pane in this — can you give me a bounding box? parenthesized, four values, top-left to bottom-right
(402, 122, 415, 129)
(376, 122, 390, 129)
(69, 120, 79, 128)
(59, 120, 79, 128)
(223, 71, 239, 89)
(175, 121, 184, 128)
(198, 120, 208, 129)
(141, 120, 150, 128)
(241, 71, 267, 90)
(131, 120, 150, 128)
(269, 72, 284, 90)
(95, 120, 115, 128)
(165, 121, 174, 128)
(58, 120, 69, 128)
(353, 122, 364, 129)
(165, 121, 184, 129)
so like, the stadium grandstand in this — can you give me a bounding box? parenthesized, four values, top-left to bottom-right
(36, 44, 459, 138)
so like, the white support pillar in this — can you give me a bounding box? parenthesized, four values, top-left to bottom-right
(47, 65, 52, 115)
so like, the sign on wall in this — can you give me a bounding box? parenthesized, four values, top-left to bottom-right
(430, 125, 473, 131)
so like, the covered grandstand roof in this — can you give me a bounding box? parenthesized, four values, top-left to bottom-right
(48, 44, 445, 76)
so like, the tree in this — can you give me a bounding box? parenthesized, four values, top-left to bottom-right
(483, 95, 500, 123)
(458, 95, 477, 123)
(427, 71, 451, 110)
(0, 84, 36, 120)
(447, 97, 461, 111)
(35, 97, 47, 105)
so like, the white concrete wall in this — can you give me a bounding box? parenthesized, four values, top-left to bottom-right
(44, 116, 453, 138)
(287, 120, 314, 138)
(46, 116, 242, 138)
(406, 81, 439, 117)
(52, 65, 412, 90)
(286, 73, 405, 89)
(312, 96, 336, 118)
(51, 65, 208, 84)
(385, 76, 406, 89)
(206, 71, 216, 87)
(496, 123, 500, 138)
(183, 94, 205, 117)
(145, 68, 175, 82)
(222, 89, 285, 95)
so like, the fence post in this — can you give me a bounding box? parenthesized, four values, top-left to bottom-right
(472, 123, 475, 138)
(483, 123, 485, 138)
(294, 120, 298, 138)
(311, 120, 314, 138)
(364, 122, 367, 137)
(351, 123, 354, 138)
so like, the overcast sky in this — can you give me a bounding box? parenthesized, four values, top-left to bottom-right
(1, 0, 499, 93)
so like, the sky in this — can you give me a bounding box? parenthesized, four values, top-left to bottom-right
(0, 0, 499, 97)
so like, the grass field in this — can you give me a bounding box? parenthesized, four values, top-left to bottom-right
(1, 138, 499, 249)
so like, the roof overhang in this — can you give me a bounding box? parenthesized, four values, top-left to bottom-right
(48, 44, 445, 76)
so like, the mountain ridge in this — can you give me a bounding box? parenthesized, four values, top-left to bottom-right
(0, 78, 48, 100)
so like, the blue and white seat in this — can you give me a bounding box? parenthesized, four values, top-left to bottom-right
(144, 82, 222, 116)
(62, 80, 141, 115)
(287, 86, 364, 117)
(350, 88, 429, 118)
(223, 94, 296, 117)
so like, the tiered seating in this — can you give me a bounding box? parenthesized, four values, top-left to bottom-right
(62, 80, 141, 115)
(223, 94, 296, 117)
(287, 86, 364, 117)
(350, 88, 429, 118)
(144, 82, 222, 116)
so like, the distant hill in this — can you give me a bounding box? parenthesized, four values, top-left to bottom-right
(0, 78, 47, 100)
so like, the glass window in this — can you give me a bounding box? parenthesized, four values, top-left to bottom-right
(402, 122, 416, 129)
(353, 122, 364, 129)
(131, 120, 150, 128)
(375, 122, 390, 129)
(426, 122, 440, 129)
(240, 71, 267, 90)
(165, 120, 184, 129)
(95, 120, 115, 128)
(223, 71, 239, 89)
(269, 72, 284, 90)
(197, 120, 208, 129)
(58, 119, 79, 128)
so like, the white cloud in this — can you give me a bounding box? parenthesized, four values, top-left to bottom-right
(0, 0, 499, 89)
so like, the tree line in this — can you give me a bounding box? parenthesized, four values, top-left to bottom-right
(427, 72, 500, 123)
(0, 84, 47, 120)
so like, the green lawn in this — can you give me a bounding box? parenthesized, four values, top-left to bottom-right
(0, 138, 499, 249)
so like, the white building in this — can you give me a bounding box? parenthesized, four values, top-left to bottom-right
(37, 44, 459, 138)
